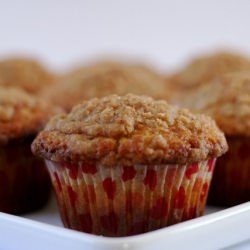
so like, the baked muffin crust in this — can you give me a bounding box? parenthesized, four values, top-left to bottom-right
(0, 87, 63, 144)
(32, 94, 227, 166)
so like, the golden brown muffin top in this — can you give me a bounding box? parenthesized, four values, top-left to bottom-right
(0, 58, 56, 94)
(32, 94, 227, 167)
(67, 60, 162, 80)
(42, 61, 167, 111)
(172, 72, 250, 136)
(0, 87, 63, 145)
(168, 52, 250, 90)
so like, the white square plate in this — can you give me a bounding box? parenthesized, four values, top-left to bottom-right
(0, 196, 250, 250)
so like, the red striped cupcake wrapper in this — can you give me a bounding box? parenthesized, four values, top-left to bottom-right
(46, 159, 216, 237)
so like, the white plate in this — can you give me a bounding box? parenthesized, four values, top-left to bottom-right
(0, 196, 250, 250)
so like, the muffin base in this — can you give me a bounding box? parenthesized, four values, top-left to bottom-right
(208, 136, 250, 207)
(0, 137, 51, 214)
(46, 159, 215, 237)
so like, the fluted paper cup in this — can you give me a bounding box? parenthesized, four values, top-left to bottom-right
(0, 137, 51, 214)
(46, 159, 216, 237)
(208, 136, 250, 206)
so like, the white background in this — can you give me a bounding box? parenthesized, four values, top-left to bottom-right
(0, 0, 250, 73)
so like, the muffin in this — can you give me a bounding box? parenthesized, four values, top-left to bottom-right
(0, 58, 56, 94)
(42, 61, 167, 111)
(171, 72, 250, 206)
(0, 87, 62, 214)
(166, 51, 250, 94)
(32, 94, 227, 236)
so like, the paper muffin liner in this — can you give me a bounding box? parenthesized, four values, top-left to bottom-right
(208, 137, 250, 206)
(0, 138, 51, 214)
(46, 159, 216, 237)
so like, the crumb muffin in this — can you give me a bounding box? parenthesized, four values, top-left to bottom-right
(32, 94, 227, 236)
(0, 87, 63, 214)
(167, 51, 250, 93)
(0, 58, 56, 94)
(42, 61, 167, 111)
(171, 72, 250, 206)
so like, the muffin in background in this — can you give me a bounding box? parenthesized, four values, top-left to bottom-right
(42, 60, 167, 111)
(0, 58, 56, 94)
(0, 87, 63, 214)
(171, 72, 250, 206)
(32, 94, 227, 236)
(166, 51, 250, 95)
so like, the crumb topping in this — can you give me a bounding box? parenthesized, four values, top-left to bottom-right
(0, 87, 63, 144)
(0, 58, 56, 94)
(172, 72, 250, 136)
(42, 61, 166, 111)
(168, 52, 250, 90)
(32, 94, 227, 166)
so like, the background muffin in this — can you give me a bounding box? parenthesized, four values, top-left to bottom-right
(170, 72, 250, 206)
(42, 60, 167, 111)
(0, 58, 56, 94)
(32, 94, 227, 236)
(0, 87, 63, 214)
(167, 51, 250, 90)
